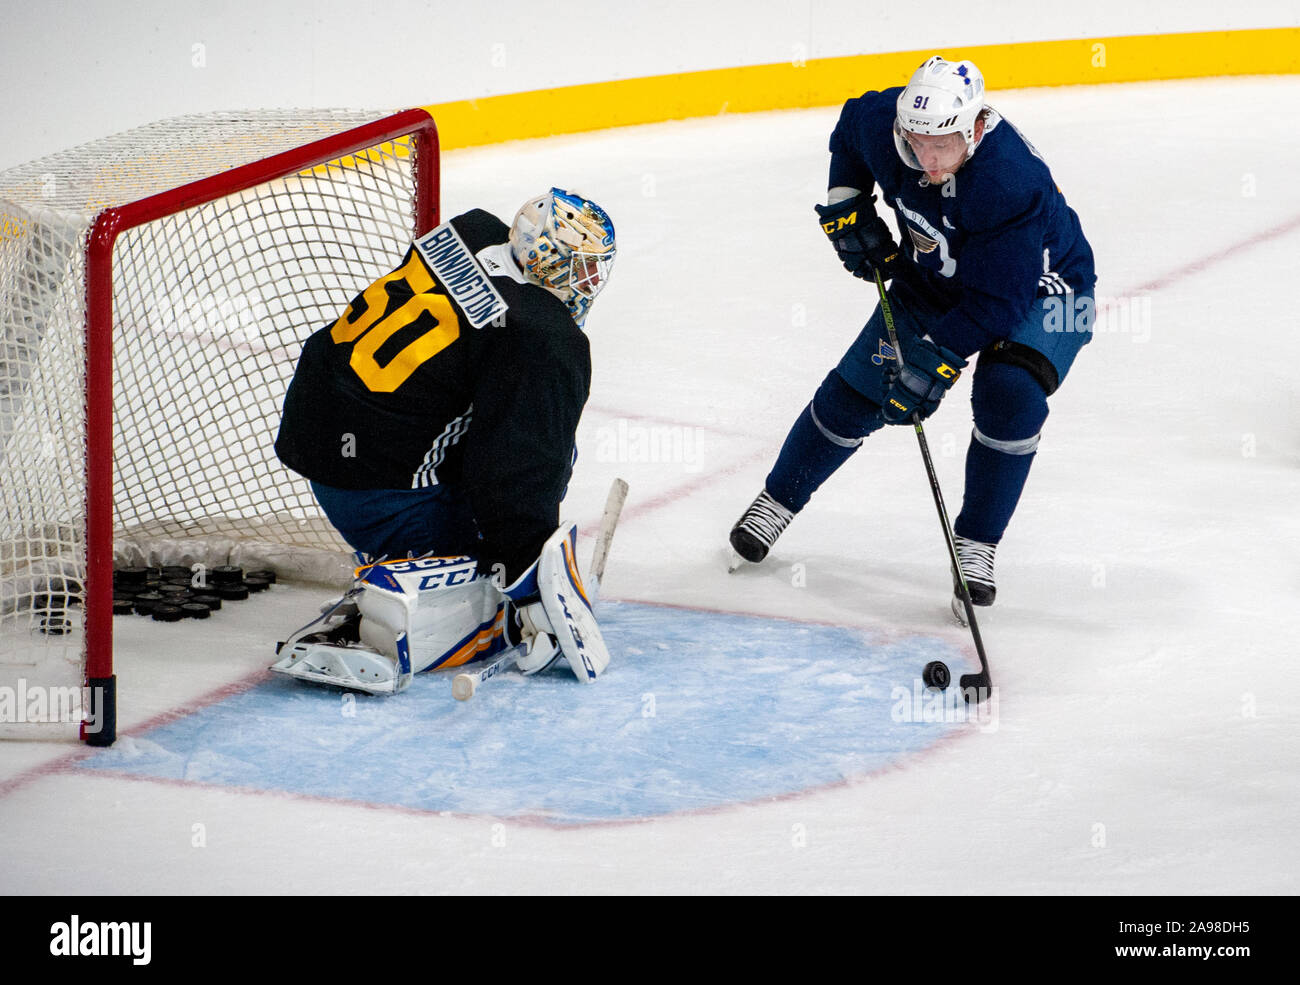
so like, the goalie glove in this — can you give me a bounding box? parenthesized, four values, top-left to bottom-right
(880, 335, 967, 424)
(814, 191, 900, 283)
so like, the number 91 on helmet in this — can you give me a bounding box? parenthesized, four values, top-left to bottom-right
(509, 188, 616, 325)
(893, 55, 986, 175)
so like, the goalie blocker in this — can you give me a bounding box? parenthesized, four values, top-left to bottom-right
(270, 523, 609, 693)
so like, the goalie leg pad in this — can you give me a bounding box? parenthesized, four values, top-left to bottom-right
(357, 556, 506, 677)
(271, 556, 506, 695)
(534, 524, 610, 682)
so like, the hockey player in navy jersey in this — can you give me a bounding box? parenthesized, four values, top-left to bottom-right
(272, 189, 617, 692)
(729, 56, 1096, 612)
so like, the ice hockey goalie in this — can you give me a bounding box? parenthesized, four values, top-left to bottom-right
(270, 189, 617, 693)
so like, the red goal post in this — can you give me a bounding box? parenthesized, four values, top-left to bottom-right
(0, 109, 439, 746)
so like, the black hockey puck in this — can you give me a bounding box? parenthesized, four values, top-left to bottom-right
(112, 597, 136, 616)
(151, 603, 184, 622)
(40, 612, 70, 635)
(211, 565, 244, 585)
(132, 591, 164, 615)
(113, 566, 149, 588)
(246, 569, 276, 584)
(180, 603, 211, 619)
(244, 575, 272, 593)
(922, 660, 951, 691)
(161, 565, 191, 581)
(215, 583, 249, 601)
(190, 594, 223, 611)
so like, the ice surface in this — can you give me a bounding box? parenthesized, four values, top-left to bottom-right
(2, 77, 1299, 894)
(81, 602, 973, 824)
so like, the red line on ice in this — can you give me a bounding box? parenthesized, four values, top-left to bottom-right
(44, 715, 981, 832)
(1113, 211, 1300, 299)
(0, 668, 272, 800)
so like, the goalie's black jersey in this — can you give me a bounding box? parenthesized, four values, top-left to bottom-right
(275, 208, 591, 577)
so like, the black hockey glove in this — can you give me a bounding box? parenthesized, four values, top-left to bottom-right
(814, 193, 900, 282)
(880, 336, 967, 424)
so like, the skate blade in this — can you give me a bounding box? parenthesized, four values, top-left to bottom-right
(950, 593, 969, 628)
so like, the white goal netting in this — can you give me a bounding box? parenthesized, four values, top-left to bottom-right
(0, 110, 436, 736)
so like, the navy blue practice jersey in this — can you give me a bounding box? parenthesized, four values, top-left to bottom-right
(829, 87, 1096, 357)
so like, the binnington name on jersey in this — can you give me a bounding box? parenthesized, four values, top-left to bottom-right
(414, 223, 509, 329)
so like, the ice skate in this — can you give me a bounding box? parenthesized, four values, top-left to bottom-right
(728, 489, 795, 570)
(951, 534, 996, 624)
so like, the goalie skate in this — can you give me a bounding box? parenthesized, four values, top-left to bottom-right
(271, 585, 412, 693)
(275, 588, 363, 652)
(271, 634, 412, 695)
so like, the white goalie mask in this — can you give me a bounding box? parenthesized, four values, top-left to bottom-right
(509, 188, 616, 325)
(894, 55, 987, 171)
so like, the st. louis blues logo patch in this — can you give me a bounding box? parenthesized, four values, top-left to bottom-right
(906, 224, 939, 254)
(871, 339, 898, 366)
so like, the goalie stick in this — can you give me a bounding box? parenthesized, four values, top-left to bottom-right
(586, 476, 630, 595)
(451, 477, 630, 701)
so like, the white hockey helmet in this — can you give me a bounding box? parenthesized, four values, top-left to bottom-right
(894, 56, 987, 170)
(509, 188, 616, 325)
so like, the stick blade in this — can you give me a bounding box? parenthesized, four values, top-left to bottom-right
(958, 671, 993, 704)
(589, 477, 629, 586)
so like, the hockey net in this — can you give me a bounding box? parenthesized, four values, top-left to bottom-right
(0, 109, 439, 743)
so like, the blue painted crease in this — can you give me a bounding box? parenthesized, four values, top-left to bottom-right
(83, 601, 971, 824)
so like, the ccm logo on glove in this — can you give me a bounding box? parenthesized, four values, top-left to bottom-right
(880, 338, 967, 424)
(814, 193, 901, 282)
(821, 211, 858, 235)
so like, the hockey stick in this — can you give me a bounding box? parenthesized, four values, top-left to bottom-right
(586, 476, 630, 596)
(450, 639, 526, 700)
(451, 477, 630, 701)
(873, 271, 993, 703)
